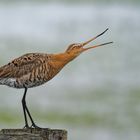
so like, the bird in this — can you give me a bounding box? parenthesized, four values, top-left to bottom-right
(0, 28, 113, 128)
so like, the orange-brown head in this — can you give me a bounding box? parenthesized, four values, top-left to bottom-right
(65, 28, 113, 60)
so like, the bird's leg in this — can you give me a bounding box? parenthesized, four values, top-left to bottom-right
(22, 88, 29, 128)
(24, 102, 41, 128)
(22, 88, 41, 129)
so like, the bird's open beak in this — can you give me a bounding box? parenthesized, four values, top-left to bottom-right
(81, 28, 113, 51)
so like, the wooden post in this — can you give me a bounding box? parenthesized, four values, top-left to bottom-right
(0, 128, 67, 140)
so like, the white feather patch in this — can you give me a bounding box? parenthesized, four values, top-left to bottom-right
(0, 78, 16, 88)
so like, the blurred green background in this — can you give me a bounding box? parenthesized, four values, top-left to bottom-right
(0, 0, 140, 140)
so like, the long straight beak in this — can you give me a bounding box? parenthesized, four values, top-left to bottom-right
(82, 28, 109, 46)
(83, 41, 113, 51)
(81, 28, 113, 51)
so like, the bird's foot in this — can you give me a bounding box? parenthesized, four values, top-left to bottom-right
(30, 123, 41, 129)
(23, 123, 41, 129)
(23, 124, 30, 129)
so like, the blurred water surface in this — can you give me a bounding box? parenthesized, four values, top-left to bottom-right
(0, 1, 140, 140)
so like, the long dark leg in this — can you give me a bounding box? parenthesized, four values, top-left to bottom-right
(22, 88, 40, 128)
(22, 88, 29, 128)
(24, 102, 40, 128)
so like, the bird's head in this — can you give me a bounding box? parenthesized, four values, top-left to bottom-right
(65, 28, 113, 59)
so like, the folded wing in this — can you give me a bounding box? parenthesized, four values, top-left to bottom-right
(0, 53, 47, 79)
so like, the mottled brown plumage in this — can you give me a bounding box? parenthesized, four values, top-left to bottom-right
(0, 28, 113, 128)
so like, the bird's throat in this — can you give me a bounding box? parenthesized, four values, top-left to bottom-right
(50, 53, 76, 69)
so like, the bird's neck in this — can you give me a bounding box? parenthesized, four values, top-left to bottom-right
(49, 52, 76, 69)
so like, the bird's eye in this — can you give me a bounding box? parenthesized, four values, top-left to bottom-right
(66, 43, 82, 53)
(66, 43, 77, 52)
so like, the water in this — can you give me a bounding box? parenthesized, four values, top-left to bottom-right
(0, 1, 140, 140)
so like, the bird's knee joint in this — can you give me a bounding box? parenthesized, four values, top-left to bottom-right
(22, 98, 26, 104)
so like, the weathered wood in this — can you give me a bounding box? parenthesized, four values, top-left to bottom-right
(0, 128, 67, 140)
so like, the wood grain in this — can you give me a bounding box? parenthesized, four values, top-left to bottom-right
(0, 128, 67, 140)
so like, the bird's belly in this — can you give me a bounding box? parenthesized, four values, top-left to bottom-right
(24, 79, 47, 88)
(0, 66, 60, 88)
(0, 75, 48, 89)
(15, 77, 48, 88)
(0, 78, 17, 88)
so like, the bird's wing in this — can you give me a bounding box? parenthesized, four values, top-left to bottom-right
(0, 53, 47, 78)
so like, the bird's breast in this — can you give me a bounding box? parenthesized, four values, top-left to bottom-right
(13, 62, 61, 88)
